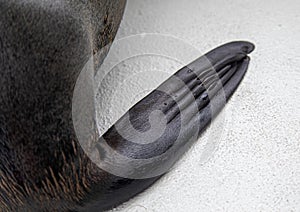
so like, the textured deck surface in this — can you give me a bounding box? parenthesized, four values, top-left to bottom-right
(95, 0, 300, 211)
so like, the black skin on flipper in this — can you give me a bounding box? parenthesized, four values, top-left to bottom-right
(78, 41, 255, 211)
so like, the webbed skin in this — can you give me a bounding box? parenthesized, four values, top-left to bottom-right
(0, 1, 254, 211)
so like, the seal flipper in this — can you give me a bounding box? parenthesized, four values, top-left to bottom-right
(80, 41, 254, 211)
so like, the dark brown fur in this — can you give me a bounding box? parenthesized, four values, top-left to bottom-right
(0, 0, 126, 210)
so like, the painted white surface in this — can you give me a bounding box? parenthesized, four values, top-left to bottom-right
(99, 0, 300, 211)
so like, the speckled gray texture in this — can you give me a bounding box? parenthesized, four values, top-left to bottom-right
(0, 0, 126, 210)
(103, 0, 299, 211)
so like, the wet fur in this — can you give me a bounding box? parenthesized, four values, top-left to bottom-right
(0, 0, 126, 210)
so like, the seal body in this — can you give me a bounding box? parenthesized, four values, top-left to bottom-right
(0, 0, 126, 210)
(0, 1, 254, 211)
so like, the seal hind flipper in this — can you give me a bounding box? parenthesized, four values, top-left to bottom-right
(79, 41, 255, 211)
